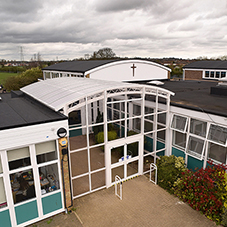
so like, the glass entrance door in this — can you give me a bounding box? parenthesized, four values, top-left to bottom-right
(106, 135, 142, 186)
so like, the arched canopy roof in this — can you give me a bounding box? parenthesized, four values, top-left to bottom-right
(21, 77, 174, 112)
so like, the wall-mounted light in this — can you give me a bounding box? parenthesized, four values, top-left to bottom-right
(57, 127, 67, 138)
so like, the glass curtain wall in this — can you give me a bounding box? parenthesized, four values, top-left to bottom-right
(171, 115, 227, 167)
(68, 86, 171, 198)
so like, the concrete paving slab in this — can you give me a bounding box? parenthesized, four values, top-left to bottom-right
(74, 175, 217, 227)
(31, 175, 218, 227)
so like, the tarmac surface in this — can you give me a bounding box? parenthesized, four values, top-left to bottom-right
(32, 175, 218, 227)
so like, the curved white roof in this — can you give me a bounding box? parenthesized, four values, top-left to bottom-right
(21, 77, 174, 111)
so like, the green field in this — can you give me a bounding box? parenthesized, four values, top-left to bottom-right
(0, 72, 18, 85)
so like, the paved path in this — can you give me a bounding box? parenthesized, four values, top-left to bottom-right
(33, 175, 217, 227)
(74, 175, 217, 227)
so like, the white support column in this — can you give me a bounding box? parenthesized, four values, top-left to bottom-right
(124, 94, 127, 138)
(153, 90, 158, 163)
(139, 87, 145, 175)
(165, 93, 171, 156)
(104, 91, 110, 187)
(128, 102, 133, 130)
(1, 150, 17, 227)
(85, 97, 92, 191)
(81, 105, 86, 135)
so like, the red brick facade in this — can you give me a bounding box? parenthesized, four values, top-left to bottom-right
(184, 70, 203, 80)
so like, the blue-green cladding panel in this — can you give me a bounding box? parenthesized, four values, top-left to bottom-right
(187, 155, 204, 171)
(0, 209, 11, 227)
(172, 147, 185, 159)
(42, 192, 62, 215)
(15, 200, 38, 225)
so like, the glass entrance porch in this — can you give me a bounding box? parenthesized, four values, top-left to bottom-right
(67, 82, 173, 199)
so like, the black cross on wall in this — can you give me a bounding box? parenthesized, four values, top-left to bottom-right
(131, 64, 137, 77)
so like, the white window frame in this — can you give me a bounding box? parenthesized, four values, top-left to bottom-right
(186, 135, 205, 160)
(170, 114, 188, 133)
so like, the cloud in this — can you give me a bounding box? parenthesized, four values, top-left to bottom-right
(0, 0, 226, 60)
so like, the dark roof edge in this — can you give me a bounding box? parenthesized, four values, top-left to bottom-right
(171, 102, 227, 118)
(0, 117, 68, 131)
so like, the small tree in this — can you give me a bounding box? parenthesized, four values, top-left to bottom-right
(4, 67, 42, 91)
(90, 48, 116, 60)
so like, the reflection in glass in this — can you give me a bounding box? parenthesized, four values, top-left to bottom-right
(111, 146, 124, 164)
(0, 177, 7, 209)
(7, 147, 31, 170)
(10, 169, 35, 204)
(39, 163, 60, 195)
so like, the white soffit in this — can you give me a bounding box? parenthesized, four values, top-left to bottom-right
(21, 77, 174, 111)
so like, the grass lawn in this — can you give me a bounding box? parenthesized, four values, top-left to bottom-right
(0, 72, 18, 85)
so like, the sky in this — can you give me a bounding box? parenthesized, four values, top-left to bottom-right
(1, 0, 227, 61)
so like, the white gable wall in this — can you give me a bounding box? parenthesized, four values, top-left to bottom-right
(86, 60, 170, 82)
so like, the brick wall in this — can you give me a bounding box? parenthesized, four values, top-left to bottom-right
(185, 70, 203, 80)
(59, 138, 72, 209)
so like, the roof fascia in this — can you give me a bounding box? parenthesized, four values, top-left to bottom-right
(84, 59, 171, 75)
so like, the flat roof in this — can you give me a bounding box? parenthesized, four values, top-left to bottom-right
(42, 60, 120, 73)
(183, 60, 227, 70)
(151, 80, 227, 117)
(0, 91, 67, 130)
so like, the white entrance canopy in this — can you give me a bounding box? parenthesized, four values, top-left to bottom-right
(21, 77, 174, 112)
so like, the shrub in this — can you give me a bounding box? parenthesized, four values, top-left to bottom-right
(95, 131, 118, 144)
(222, 209, 227, 227)
(174, 160, 227, 225)
(4, 67, 42, 91)
(156, 155, 186, 193)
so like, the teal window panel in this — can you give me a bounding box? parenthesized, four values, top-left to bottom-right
(187, 155, 204, 171)
(156, 150, 165, 157)
(156, 141, 165, 151)
(69, 128, 82, 137)
(144, 136, 153, 152)
(172, 147, 185, 159)
(42, 192, 62, 215)
(0, 209, 11, 227)
(15, 200, 38, 225)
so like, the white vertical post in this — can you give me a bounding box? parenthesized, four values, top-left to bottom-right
(150, 163, 157, 185)
(115, 175, 122, 200)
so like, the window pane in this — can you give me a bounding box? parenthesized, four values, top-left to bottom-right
(0, 177, 7, 209)
(157, 112, 166, 125)
(208, 142, 227, 164)
(39, 163, 60, 195)
(36, 141, 57, 164)
(111, 146, 124, 164)
(221, 72, 226, 78)
(70, 150, 88, 176)
(144, 120, 153, 133)
(8, 147, 31, 170)
(10, 169, 36, 204)
(208, 124, 227, 145)
(171, 115, 187, 132)
(187, 136, 204, 158)
(172, 131, 186, 149)
(210, 71, 214, 78)
(127, 160, 138, 177)
(190, 118, 207, 137)
(133, 104, 141, 116)
(205, 71, 209, 78)
(215, 72, 220, 78)
(127, 142, 138, 158)
(90, 146, 105, 171)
